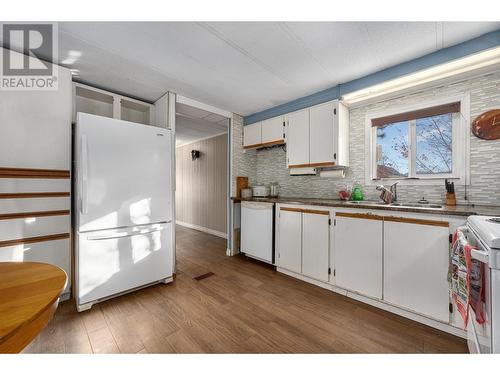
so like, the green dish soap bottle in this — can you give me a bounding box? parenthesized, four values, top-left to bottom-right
(351, 182, 364, 201)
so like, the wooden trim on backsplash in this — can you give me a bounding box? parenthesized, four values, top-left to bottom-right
(302, 209, 330, 216)
(383, 216, 449, 227)
(0, 167, 70, 179)
(243, 139, 285, 150)
(0, 192, 70, 199)
(0, 210, 70, 221)
(0, 233, 70, 248)
(280, 207, 303, 213)
(288, 162, 335, 168)
(336, 212, 384, 221)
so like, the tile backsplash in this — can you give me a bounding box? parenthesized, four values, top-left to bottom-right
(233, 70, 500, 206)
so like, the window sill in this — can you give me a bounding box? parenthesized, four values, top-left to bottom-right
(366, 177, 464, 186)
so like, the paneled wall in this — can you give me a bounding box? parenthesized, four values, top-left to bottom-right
(234, 70, 500, 206)
(0, 50, 72, 295)
(176, 133, 228, 236)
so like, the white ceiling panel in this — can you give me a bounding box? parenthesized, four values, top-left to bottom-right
(55, 22, 500, 116)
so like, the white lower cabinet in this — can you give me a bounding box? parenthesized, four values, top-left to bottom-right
(278, 208, 302, 273)
(302, 211, 330, 282)
(383, 219, 451, 322)
(334, 213, 383, 299)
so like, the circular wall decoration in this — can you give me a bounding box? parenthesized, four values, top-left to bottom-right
(472, 109, 500, 140)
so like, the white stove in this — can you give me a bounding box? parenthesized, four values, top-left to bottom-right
(464, 215, 500, 353)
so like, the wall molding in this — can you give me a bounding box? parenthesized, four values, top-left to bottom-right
(244, 28, 500, 125)
(176, 220, 228, 239)
(0, 210, 70, 221)
(175, 131, 228, 148)
(0, 192, 70, 199)
(0, 167, 70, 179)
(0, 233, 70, 248)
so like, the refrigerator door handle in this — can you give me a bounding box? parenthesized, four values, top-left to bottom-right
(86, 227, 164, 241)
(81, 135, 89, 214)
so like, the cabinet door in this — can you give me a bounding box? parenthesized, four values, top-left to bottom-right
(384, 219, 450, 321)
(278, 209, 302, 274)
(302, 211, 330, 282)
(286, 109, 309, 167)
(334, 214, 383, 299)
(243, 122, 262, 148)
(261, 116, 284, 144)
(309, 102, 335, 165)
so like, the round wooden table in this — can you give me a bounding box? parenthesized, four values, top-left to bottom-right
(0, 262, 67, 353)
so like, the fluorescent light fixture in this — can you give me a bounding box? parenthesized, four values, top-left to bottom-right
(342, 46, 500, 104)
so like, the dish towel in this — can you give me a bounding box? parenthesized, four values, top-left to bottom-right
(449, 229, 485, 327)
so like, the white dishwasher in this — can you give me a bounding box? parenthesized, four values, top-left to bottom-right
(241, 201, 275, 264)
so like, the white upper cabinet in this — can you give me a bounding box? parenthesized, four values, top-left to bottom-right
(334, 213, 383, 299)
(243, 122, 262, 148)
(286, 100, 349, 169)
(286, 109, 310, 167)
(261, 116, 285, 145)
(309, 102, 335, 165)
(302, 211, 330, 282)
(384, 219, 451, 322)
(73, 83, 155, 126)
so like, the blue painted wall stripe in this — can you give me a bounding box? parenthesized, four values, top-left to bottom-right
(244, 28, 500, 125)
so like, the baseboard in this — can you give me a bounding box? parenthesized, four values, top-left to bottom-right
(176, 220, 228, 239)
(277, 267, 467, 339)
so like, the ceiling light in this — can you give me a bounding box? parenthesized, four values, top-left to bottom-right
(342, 46, 500, 104)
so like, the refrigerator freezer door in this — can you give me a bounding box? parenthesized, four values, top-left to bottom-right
(76, 113, 172, 232)
(76, 222, 172, 306)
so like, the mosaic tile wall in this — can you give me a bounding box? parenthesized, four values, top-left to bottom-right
(235, 71, 500, 206)
(231, 113, 257, 196)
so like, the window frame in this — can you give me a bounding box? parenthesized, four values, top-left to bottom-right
(364, 93, 470, 186)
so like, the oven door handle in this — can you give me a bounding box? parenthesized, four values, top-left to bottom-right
(471, 248, 489, 264)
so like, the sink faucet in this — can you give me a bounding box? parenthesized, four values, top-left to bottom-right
(376, 182, 399, 204)
(390, 182, 398, 202)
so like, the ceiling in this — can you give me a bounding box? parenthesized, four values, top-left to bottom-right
(52, 22, 500, 115)
(175, 102, 228, 146)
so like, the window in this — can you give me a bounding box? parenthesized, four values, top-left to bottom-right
(366, 96, 469, 185)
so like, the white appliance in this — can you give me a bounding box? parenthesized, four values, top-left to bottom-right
(252, 185, 270, 197)
(241, 201, 274, 264)
(74, 113, 173, 312)
(459, 215, 500, 353)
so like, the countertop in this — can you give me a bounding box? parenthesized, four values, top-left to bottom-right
(231, 196, 500, 217)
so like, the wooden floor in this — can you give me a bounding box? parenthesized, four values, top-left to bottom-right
(23, 225, 468, 354)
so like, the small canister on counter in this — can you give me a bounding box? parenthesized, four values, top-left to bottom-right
(241, 188, 253, 199)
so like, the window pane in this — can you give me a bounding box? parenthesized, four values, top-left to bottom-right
(416, 114, 453, 175)
(376, 121, 409, 178)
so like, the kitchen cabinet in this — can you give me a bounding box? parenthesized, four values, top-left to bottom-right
(243, 122, 262, 148)
(261, 117, 285, 145)
(74, 83, 155, 125)
(243, 116, 284, 149)
(302, 211, 330, 282)
(333, 212, 383, 299)
(383, 217, 450, 322)
(286, 109, 310, 167)
(309, 101, 335, 165)
(286, 100, 349, 169)
(278, 208, 302, 273)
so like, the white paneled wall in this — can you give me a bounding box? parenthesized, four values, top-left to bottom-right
(0, 49, 72, 295)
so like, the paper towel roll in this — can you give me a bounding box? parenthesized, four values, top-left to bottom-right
(319, 169, 345, 178)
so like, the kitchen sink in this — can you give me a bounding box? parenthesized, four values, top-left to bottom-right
(345, 201, 384, 205)
(390, 202, 443, 209)
(345, 201, 443, 209)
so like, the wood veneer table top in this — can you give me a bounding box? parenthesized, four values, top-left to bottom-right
(0, 262, 67, 353)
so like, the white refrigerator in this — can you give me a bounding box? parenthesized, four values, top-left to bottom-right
(75, 113, 173, 312)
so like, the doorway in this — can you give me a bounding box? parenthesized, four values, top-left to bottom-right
(174, 97, 231, 261)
